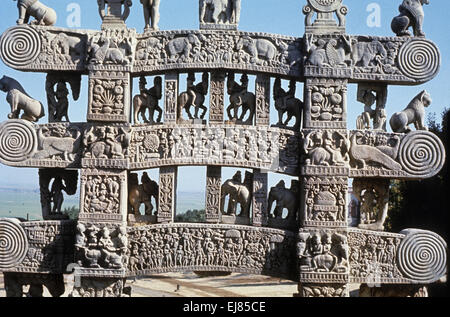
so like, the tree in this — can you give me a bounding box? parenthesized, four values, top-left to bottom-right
(175, 209, 206, 223)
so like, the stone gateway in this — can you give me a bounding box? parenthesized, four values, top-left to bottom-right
(0, 0, 447, 297)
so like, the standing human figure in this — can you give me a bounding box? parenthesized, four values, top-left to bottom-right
(141, 0, 160, 31)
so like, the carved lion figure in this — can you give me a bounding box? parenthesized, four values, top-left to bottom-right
(389, 90, 431, 133)
(391, 0, 429, 37)
(14, 0, 57, 26)
(0, 75, 45, 122)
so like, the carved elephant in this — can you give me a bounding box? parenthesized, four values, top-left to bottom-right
(268, 185, 298, 219)
(236, 37, 277, 63)
(15, 0, 57, 26)
(167, 34, 203, 62)
(351, 40, 387, 67)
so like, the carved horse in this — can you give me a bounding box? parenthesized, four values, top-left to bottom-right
(274, 96, 303, 130)
(227, 91, 256, 124)
(133, 77, 163, 124)
(178, 73, 209, 120)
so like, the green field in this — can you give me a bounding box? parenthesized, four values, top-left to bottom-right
(0, 189, 205, 220)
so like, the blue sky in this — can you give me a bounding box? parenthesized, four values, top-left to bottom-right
(0, 0, 449, 192)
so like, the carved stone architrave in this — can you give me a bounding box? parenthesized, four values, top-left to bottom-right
(164, 72, 179, 123)
(300, 176, 348, 228)
(126, 223, 297, 280)
(79, 169, 128, 223)
(209, 71, 226, 124)
(255, 74, 270, 126)
(251, 169, 268, 227)
(303, 78, 348, 130)
(348, 228, 447, 285)
(0, 219, 75, 275)
(87, 69, 131, 123)
(158, 166, 178, 223)
(205, 166, 222, 223)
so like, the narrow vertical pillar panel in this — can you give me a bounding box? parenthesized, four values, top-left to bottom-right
(255, 74, 270, 126)
(79, 168, 128, 223)
(205, 166, 222, 223)
(164, 72, 179, 123)
(158, 166, 178, 223)
(299, 176, 348, 228)
(303, 78, 348, 129)
(87, 70, 131, 122)
(209, 71, 226, 123)
(252, 169, 268, 227)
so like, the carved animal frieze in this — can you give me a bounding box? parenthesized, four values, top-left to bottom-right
(0, 26, 440, 85)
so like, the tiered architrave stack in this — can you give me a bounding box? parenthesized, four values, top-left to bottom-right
(0, 0, 447, 297)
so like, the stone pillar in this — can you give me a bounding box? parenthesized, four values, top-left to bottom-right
(87, 68, 131, 123)
(158, 166, 178, 223)
(205, 166, 222, 223)
(298, 75, 350, 297)
(255, 74, 270, 126)
(73, 168, 129, 297)
(209, 71, 226, 124)
(164, 72, 179, 123)
(251, 169, 268, 227)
